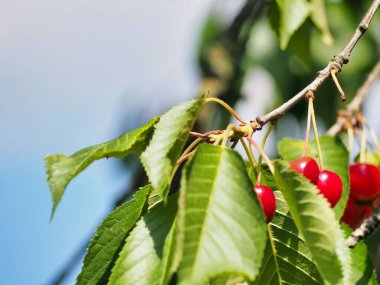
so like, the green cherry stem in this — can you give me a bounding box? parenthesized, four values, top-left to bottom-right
(240, 137, 257, 166)
(205, 97, 248, 124)
(173, 137, 204, 177)
(360, 128, 367, 164)
(258, 123, 275, 174)
(303, 97, 313, 157)
(310, 99, 325, 170)
(178, 137, 204, 161)
(176, 150, 195, 166)
(247, 136, 274, 175)
(365, 121, 380, 149)
(221, 124, 234, 148)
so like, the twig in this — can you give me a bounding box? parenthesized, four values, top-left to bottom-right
(328, 60, 380, 135)
(253, 0, 380, 129)
(346, 204, 380, 248)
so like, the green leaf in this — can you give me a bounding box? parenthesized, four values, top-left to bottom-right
(211, 275, 248, 285)
(274, 0, 310, 49)
(108, 194, 178, 285)
(45, 117, 158, 218)
(141, 94, 205, 202)
(310, 0, 334, 45)
(341, 224, 378, 284)
(76, 185, 151, 285)
(288, 21, 311, 67)
(255, 191, 323, 285)
(176, 144, 267, 285)
(278, 135, 349, 219)
(273, 160, 351, 285)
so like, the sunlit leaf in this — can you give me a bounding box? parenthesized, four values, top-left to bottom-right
(273, 160, 351, 284)
(76, 185, 151, 285)
(176, 144, 267, 285)
(45, 117, 158, 218)
(255, 191, 323, 285)
(141, 94, 205, 202)
(278, 135, 349, 219)
(108, 194, 178, 285)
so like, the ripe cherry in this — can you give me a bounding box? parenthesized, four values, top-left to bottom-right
(349, 163, 380, 201)
(289, 156, 319, 184)
(254, 185, 276, 223)
(341, 196, 377, 228)
(316, 170, 343, 208)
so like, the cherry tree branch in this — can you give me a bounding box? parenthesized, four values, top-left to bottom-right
(326, 60, 380, 249)
(346, 204, 380, 248)
(251, 0, 380, 130)
(328, 60, 380, 136)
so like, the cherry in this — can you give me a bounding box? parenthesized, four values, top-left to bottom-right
(341, 196, 370, 228)
(289, 156, 319, 184)
(341, 196, 378, 228)
(349, 163, 380, 201)
(254, 185, 276, 223)
(316, 170, 343, 208)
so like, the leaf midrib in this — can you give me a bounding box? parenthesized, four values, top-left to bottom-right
(187, 148, 224, 280)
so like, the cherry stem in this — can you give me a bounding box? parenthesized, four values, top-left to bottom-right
(176, 151, 195, 165)
(177, 137, 204, 163)
(173, 138, 204, 180)
(258, 123, 275, 174)
(331, 68, 346, 102)
(240, 137, 257, 168)
(205, 97, 248, 124)
(310, 100, 325, 170)
(256, 172, 262, 186)
(360, 128, 367, 164)
(221, 124, 234, 147)
(365, 122, 380, 150)
(303, 97, 313, 157)
(174, 138, 204, 176)
(347, 127, 354, 155)
(190, 130, 223, 139)
(247, 136, 274, 175)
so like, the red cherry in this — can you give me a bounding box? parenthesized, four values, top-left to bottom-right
(316, 170, 343, 207)
(289, 157, 320, 184)
(341, 196, 374, 228)
(349, 163, 380, 201)
(254, 185, 276, 223)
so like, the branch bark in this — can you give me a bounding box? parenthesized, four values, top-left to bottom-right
(252, 0, 380, 130)
(328, 60, 380, 136)
(346, 204, 380, 248)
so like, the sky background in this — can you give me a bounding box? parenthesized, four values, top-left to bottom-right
(0, 1, 220, 284)
(1, 1, 380, 285)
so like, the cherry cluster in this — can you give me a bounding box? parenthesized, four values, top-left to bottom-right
(341, 163, 380, 228)
(290, 157, 343, 207)
(253, 156, 344, 224)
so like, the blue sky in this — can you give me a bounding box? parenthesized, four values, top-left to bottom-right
(0, 1, 218, 284)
